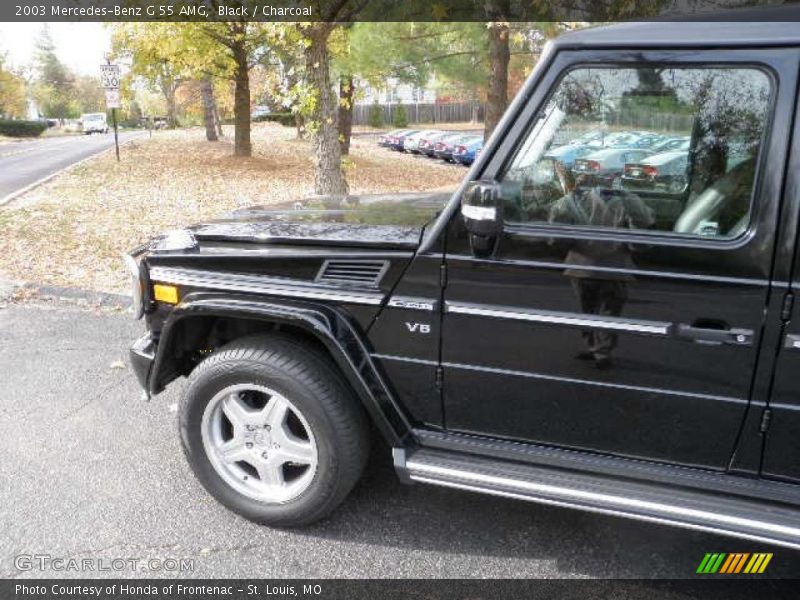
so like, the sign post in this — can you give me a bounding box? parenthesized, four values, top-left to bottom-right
(101, 62, 121, 162)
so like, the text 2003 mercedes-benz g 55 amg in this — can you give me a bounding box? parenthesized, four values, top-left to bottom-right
(127, 10, 800, 547)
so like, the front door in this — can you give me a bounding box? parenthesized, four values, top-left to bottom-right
(442, 50, 795, 469)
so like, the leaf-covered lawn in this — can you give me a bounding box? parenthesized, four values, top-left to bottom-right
(0, 123, 463, 293)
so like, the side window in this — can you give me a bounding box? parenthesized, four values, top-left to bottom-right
(500, 66, 772, 239)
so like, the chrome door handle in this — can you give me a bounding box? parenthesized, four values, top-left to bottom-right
(677, 324, 753, 346)
(785, 334, 800, 350)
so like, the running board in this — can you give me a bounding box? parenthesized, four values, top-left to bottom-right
(396, 447, 800, 550)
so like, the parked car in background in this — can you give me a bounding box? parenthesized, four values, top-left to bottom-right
(601, 131, 645, 148)
(651, 136, 692, 153)
(568, 130, 640, 148)
(80, 112, 108, 134)
(628, 132, 668, 149)
(378, 129, 409, 147)
(434, 134, 473, 162)
(418, 131, 454, 157)
(572, 147, 653, 187)
(622, 150, 690, 196)
(568, 129, 606, 147)
(453, 137, 484, 166)
(543, 143, 595, 169)
(403, 130, 442, 154)
(389, 130, 420, 151)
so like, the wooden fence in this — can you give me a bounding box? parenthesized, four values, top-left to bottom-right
(353, 102, 484, 126)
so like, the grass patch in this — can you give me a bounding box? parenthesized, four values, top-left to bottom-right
(0, 123, 462, 293)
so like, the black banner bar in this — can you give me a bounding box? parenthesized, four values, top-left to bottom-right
(3, 0, 800, 22)
(4, 579, 800, 600)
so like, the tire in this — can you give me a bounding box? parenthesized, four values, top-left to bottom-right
(179, 333, 370, 526)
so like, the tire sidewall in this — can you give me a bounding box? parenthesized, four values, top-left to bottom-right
(180, 356, 342, 524)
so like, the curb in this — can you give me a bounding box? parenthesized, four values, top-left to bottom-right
(0, 132, 146, 208)
(30, 283, 131, 307)
(0, 279, 132, 308)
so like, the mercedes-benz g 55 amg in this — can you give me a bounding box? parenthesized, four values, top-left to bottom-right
(127, 9, 800, 548)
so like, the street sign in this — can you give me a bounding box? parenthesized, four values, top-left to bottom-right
(100, 64, 120, 89)
(104, 88, 120, 109)
(101, 62, 122, 162)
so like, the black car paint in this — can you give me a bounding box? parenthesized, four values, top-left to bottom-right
(129, 15, 800, 544)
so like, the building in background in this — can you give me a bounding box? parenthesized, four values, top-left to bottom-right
(355, 77, 438, 106)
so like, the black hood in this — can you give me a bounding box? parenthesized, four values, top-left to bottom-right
(186, 192, 451, 250)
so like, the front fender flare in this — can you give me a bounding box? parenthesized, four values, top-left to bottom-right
(150, 292, 411, 446)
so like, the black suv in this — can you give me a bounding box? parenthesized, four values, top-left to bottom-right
(127, 11, 800, 548)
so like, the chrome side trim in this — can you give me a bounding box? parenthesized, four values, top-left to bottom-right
(371, 353, 438, 366)
(149, 266, 384, 306)
(406, 460, 800, 550)
(445, 301, 671, 335)
(441, 360, 741, 403)
(409, 475, 800, 551)
(388, 296, 436, 311)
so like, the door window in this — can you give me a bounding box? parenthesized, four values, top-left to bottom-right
(500, 66, 772, 239)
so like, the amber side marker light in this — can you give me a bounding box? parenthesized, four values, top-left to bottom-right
(153, 283, 179, 304)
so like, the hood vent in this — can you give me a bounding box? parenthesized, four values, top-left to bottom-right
(316, 260, 389, 287)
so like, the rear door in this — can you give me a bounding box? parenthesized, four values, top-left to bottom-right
(441, 49, 797, 469)
(761, 73, 800, 482)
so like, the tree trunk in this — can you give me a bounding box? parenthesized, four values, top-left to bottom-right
(164, 86, 178, 129)
(337, 75, 354, 155)
(304, 27, 348, 196)
(484, 18, 510, 139)
(200, 77, 218, 142)
(214, 103, 223, 137)
(232, 36, 251, 157)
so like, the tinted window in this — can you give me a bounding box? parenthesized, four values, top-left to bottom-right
(501, 67, 772, 239)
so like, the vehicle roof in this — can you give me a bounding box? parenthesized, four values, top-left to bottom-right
(587, 147, 647, 158)
(640, 150, 687, 164)
(546, 144, 587, 156)
(554, 6, 800, 49)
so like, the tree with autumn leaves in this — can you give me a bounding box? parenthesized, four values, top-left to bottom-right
(112, 15, 562, 195)
(0, 54, 26, 119)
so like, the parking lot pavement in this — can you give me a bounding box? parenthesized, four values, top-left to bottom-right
(2, 300, 800, 580)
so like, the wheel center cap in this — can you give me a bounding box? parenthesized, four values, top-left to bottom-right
(248, 430, 271, 447)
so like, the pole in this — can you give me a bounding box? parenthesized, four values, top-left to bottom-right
(112, 107, 119, 162)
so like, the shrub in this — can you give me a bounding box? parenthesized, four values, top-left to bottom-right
(392, 105, 408, 128)
(252, 112, 295, 127)
(368, 102, 383, 128)
(0, 119, 48, 138)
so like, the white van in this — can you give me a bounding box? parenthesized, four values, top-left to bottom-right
(81, 113, 108, 134)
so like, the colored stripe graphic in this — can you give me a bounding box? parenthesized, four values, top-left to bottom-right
(719, 553, 749, 573)
(744, 553, 773, 574)
(697, 553, 726, 573)
(697, 552, 772, 574)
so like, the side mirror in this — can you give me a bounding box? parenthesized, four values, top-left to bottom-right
(461, 180, 504, 256)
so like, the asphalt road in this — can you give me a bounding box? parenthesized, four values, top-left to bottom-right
(0, 132, 142, 202)
(2, 297, 800, 583)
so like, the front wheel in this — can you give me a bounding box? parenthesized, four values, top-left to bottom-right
(179, 334, 370, 526)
